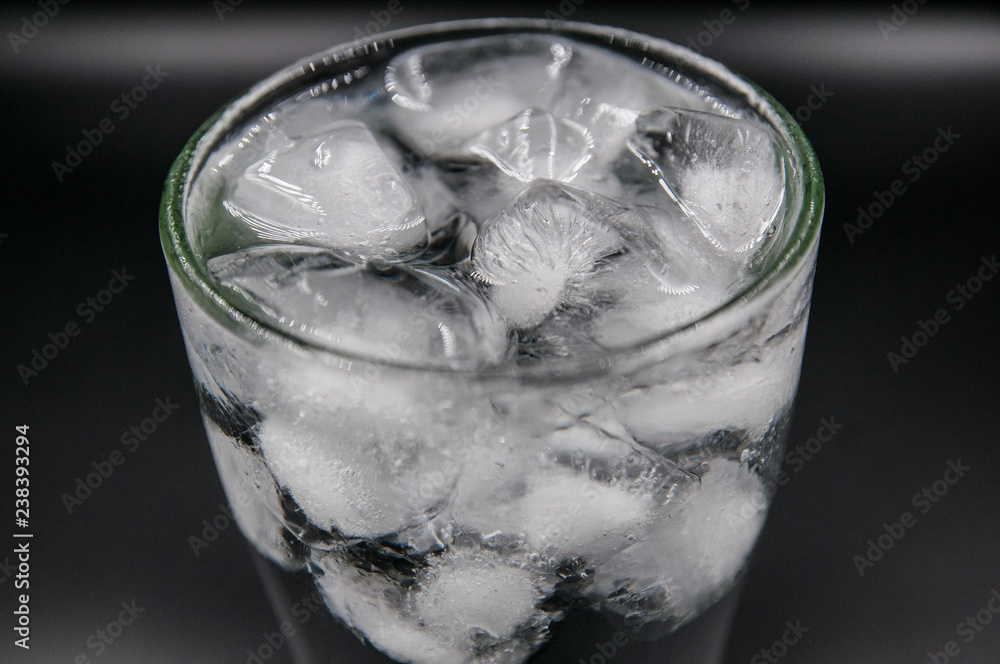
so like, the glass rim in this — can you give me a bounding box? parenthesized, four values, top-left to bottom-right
(160, 17, 824, 380)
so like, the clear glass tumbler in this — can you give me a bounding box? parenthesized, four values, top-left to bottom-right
(160, 18, 823, 664)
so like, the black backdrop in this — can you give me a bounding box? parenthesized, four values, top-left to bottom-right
(2, 3, 998, 663)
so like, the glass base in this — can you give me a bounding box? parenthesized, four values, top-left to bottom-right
(249, 545, 743, 664)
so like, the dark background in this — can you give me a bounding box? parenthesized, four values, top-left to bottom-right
(2, 2, 998, 663)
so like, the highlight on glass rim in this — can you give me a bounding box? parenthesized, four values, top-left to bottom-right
(160, 18, 824, 664)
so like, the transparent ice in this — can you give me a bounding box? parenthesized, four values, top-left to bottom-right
(256, 414, 455, 539)
(466, 107, 594, 183)
(383, 34, 567, 154)
(626, 108, 786, 254)
(182, 30, 807, 664)
(224, 120, 427, 261)
(208, 246, 509, 367)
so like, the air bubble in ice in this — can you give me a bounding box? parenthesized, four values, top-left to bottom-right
(470, 180, 678, 329)
(590, 458, 767, 625)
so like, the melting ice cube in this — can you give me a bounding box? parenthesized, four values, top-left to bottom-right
(415, 549, 550, 651)
(613, 348, 801, 447)
(224, 120, 427, 261)
(470, 180, 679, 329)
(314, 553, 467, 664)
(590, 458, 767, 625)
(208, 246, 509, 367)
(256, 414, 457, 539)
(627, 108, 787, 254)
(550, 43, 733, 168)
(466, 107, 594, 183)
(384, 34, 572, 154)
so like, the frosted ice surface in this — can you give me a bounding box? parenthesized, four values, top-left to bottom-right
(478, 467, 657, 563)
(315, 555, 467, 664)
(586, 266, 730, 350)
(256, 416, 454, 539)
(451, 422, 693, 563)
(614, 350, 799, 447)
(466, 107, 594, 183)
(627, 108, 786, 254)
(583, 200, 754, 348)
(224, 120, 427, 261)
(384, 34, 570, 154)
(470, 180, 676, 329)
(315, 547, 551, 664)
(591, 457, 767, 623)
(415, 550, 547, 647)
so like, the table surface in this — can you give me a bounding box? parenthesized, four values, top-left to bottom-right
(2, 4, 998, 663)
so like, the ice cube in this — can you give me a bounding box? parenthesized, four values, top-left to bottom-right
(208, 246, 509, 367)
(450, 422, 693, 564)
(613, 349, 800, 448)
(470, 181, 679, 329)
(550, 43, 731, 169)
(414, 549, 550, 651)
(314, 553, 467, 664)
(383, 34, 570, 155)
(626, 109, 787, 254)
(466, 107, 594, 183)
(586, 266, 730, 350)
(590, 458, 767, 624)
(315, 545, 553, 663)
(256, 415, 455, 539)
(223, 120, 427, 261)
(468, 466, 659, 564)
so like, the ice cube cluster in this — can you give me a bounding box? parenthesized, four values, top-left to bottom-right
(183, 31, 805, 664)
(192, 33, 790, 369)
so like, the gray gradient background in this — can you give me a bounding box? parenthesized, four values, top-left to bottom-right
(1, 3, 998, 663)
